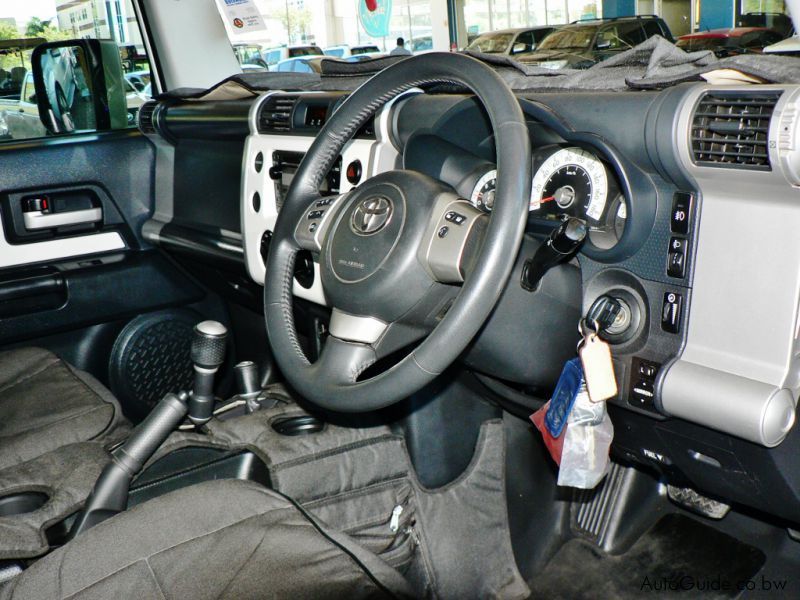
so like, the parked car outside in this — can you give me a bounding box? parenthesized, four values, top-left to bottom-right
(324, 45, 380, 58)
(124, 70, 151, 93)
(232, 43, 268, 69)
(763, 35, 800, 56)
(466, 26, 555, 57)
(274, 56, 324, 74)
(676, 27, 784, 57)
(519, 15, 673, 69)
(738, 11, 794, 38)
(263, 45, 324, 68)
(410, 36, 432, 52)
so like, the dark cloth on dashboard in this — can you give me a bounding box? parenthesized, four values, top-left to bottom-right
(156, 37, 800, 102)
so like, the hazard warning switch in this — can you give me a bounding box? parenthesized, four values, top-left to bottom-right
(346, 160, 362, 185)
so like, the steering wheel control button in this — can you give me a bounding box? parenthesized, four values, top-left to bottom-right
(309, 223, 318, 233)
(346, 160, 362, 185)
(350, 196, 393, 236)
(438, 226, 449, 238)
(671, 192, 692, 235)
(445, 211, 467, 225)
(308, 210, 325, 220)
(661, 292, 682, 333)
(316, 198, 333, 207)
(667, 237, 687, 278)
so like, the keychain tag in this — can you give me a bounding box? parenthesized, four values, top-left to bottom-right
(578, 325, 617, 402)
(544, 358, 584, 438)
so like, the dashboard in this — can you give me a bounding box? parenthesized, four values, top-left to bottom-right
(138, 81, 800, 525)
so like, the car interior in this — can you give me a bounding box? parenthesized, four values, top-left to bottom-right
(1, 1, 800, 599)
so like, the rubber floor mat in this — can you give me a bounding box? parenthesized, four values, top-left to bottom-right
(530, 513, 766, 599)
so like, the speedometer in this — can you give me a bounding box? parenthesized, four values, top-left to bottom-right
(470, 169, 497, 211)
(530, 147, 608, 222)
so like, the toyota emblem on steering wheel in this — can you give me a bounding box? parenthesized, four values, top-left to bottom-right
(350, 196, 393, 235)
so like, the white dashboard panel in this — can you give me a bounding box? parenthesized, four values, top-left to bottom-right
(241, 94, 401, 304)
(0, 219, 126, 269)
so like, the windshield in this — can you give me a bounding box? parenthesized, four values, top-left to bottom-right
(467, 32, 514, 53)
(538, 27, 599, 50)
(210, 0, 798, 85)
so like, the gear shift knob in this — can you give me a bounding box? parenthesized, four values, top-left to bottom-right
(188, 320, 228, 426)
(191, 320, 228, 369)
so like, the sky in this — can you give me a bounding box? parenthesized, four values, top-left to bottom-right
(0, 0, 58, 29)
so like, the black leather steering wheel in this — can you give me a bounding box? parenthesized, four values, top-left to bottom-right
(265, 52, 531, 412)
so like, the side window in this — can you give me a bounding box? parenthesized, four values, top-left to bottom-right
(618, 23, 646, 47)
(0, 4, 152, 143)
(596, 27, 621, 49)
(511, 31, 535, 54)
(643, 21, 664, 39)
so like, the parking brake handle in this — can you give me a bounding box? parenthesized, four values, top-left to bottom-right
(521, 217, 587, 292)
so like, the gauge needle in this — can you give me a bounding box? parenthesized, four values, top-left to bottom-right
(540, 196, 555, 203)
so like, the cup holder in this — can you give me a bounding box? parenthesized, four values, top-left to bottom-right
(0, 491, 49, 517)
(271, 415, 324, 436)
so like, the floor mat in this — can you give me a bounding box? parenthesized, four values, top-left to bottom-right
(529, 513, 766, 599)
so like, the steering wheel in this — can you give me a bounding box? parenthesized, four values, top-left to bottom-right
(265, 53, 531, 412)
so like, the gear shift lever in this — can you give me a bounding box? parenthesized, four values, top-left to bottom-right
(69, 320, 228, 539)
(188, 320, 228, 426)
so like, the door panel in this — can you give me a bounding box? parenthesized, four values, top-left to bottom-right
(0, 132, 225, 417)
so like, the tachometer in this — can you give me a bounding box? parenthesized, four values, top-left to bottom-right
(530, 147, 608, 222)
(470, 169, 497, 211)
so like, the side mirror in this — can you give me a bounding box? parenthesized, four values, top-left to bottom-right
(511, 42, 528, 54)
(31, 39, 128, 135)
(596, 39, 612, 50)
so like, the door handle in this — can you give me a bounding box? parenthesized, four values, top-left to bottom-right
(23, 207, 102, 230)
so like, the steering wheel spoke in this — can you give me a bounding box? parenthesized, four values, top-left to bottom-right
(418, 196, 489, 284)
(293, 192, 349, 252)
(329, 308, 429, 359)
(312, 334, 378, 386)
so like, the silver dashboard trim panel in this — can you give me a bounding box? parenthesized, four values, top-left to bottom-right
(661, 84, 800, 447)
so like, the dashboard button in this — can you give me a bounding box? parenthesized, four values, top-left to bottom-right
(671, 192, 691, 235)
(661, 292, 682, 333)
(438, 226, 449, 238)
(346, 160, 362, 185)
(667, 237, 686, 278)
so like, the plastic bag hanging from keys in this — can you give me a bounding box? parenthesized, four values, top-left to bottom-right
(558, 378, 614, 489)
(531, 317, 616, 489)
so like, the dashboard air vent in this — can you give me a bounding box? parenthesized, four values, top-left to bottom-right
(258, 95, 298, 133)
(691, 91, 781, 170)
(137, 101, 158, 135)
